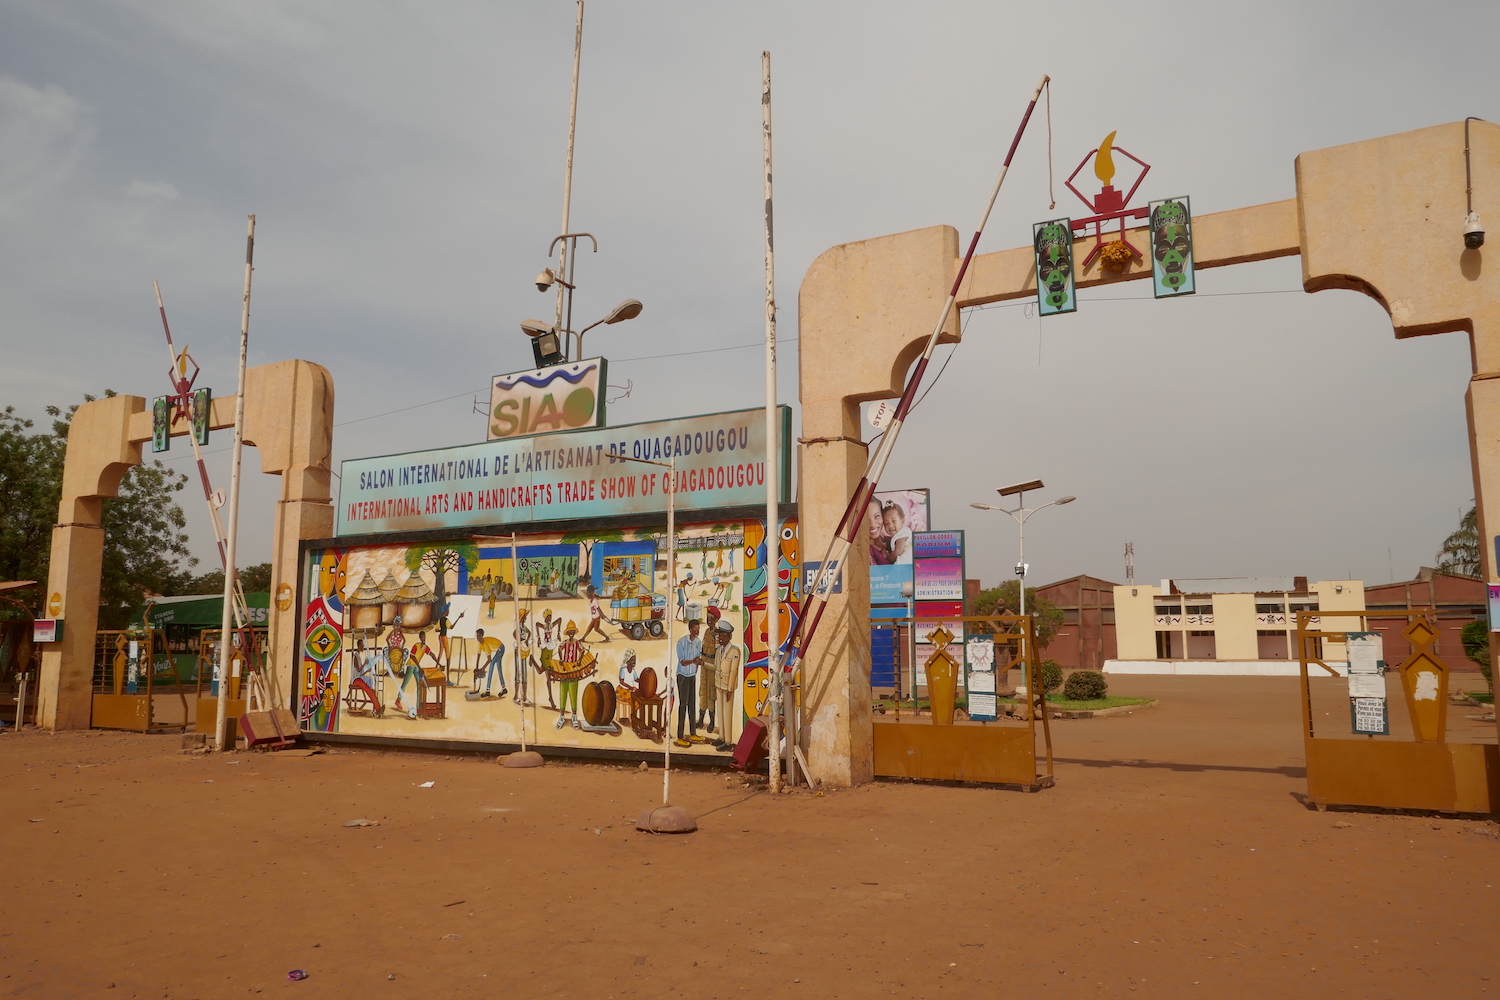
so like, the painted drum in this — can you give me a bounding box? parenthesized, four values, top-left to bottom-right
(581, 681, 604, 726)
(637, 667, 658, 701)
(581, 680, 617, 727)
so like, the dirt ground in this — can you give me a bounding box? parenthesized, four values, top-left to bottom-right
(1, 675, 1497, 1000)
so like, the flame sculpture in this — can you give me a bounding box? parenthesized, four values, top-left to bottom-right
(1094, 130, 1117, 186)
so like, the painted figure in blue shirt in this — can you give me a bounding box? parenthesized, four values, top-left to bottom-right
(673, 619, 704, 746)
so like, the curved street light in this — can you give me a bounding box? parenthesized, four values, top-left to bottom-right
(575, 298, 643, 359)
(971, 483, 1076, 692)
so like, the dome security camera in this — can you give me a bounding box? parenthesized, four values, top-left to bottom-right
(1465, 212, 1485, 250)
(535, 268, 557, 292)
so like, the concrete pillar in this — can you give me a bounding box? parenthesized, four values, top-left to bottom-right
(37, 394, 146, 729)
(796, 225, 961, 785)
(244, 360, 335, 708)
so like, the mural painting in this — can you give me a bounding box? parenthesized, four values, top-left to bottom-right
(298, 517, 800, 756)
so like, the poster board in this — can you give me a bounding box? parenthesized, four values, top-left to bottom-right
(1345, 631, 1389, 736)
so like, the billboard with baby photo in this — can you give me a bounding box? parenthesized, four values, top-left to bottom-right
(868, 489, 929, 603)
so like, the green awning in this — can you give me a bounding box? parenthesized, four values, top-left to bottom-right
(141, 592, 271, 628)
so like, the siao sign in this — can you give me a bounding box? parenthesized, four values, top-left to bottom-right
(487, 358, 607, 440)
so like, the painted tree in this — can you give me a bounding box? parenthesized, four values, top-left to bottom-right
(404, 542, 479, 611)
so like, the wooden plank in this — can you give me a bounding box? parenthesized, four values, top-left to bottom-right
(873, 720, 1037, 784)
(90, 694, 149, 730)
(1305, 738, 1498, 813)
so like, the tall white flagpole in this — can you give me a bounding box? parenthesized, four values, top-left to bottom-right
(761, 51, 784, 793)
(215, 214, 255, 751)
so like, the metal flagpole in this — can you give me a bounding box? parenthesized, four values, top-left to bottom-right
(556, 0, 584, 337)
(512, 531, 525, 753)
(663, 455, 675, 805)
(761, 50, 785, 793)
(215, 214, 255, 752)
(785, 75, 1050, 678)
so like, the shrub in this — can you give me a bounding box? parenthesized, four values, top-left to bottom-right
(1460, 620, 1493, 693)
(1039, 659, 1063, 694)
(1063, 670, 1109, 701)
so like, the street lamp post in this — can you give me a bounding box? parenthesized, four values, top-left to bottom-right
(575, 298, 643, 360)
(971, 480, 1076, 694)
(520, 298, 643, 369)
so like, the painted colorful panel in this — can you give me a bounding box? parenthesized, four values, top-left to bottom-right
(1149, 196, 1195, 298)
(1033, 218, 1077, 316)
(299, 517, 800, 757)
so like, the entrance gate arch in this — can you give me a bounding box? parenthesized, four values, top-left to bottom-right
(794, 119, 1500, 789)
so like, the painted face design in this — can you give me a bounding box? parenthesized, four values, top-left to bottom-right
(744, 666, 770, 717)
(743, 521, 767, 570)
(1034, 223, 1073, 309)
(1151, 202, 1190, 288)
(779, 523, 798, 567)
(317, 551, 347, 604)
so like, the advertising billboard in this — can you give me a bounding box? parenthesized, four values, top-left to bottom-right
(868, 489, 929, 604)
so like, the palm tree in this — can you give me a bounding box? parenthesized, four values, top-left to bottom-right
(1436, 506, 1480, 578)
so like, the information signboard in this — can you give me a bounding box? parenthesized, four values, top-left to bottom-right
(1346, 631, 1390, 736)
(338, 405, 791, 536)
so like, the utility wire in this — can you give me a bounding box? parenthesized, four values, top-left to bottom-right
(968, 287, 1303, 312)
(157, 289, 1294, 451)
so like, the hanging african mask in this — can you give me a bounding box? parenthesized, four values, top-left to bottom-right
(191, 387, 212, 446)
(152, 395, 171, 453)
(1148, 197, 1195, 298)
(1032, 219, 1077, 316)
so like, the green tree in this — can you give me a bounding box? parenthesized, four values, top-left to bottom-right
(1460, 619, 1493, 693)
(0, 395, 196, 626)
(1436, 505, 1480, 578)
(182, 562, 273, 596)
(970, 580, 1065, 650)
(0, 405, 66, 603)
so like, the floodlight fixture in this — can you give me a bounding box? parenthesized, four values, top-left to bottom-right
(520, 319, 566, 368)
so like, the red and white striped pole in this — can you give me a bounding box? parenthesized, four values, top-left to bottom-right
(786, 74, 1050, 673)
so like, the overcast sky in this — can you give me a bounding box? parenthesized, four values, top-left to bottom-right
(3, 0, 1497, 591)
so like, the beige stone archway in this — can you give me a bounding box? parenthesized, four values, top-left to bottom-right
(796, 120, 1499, 786)
(36, 359, 334, 730)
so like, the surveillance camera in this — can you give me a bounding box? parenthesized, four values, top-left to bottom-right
(535, 268, 557, 293)
(1465, 212, 1485, 250)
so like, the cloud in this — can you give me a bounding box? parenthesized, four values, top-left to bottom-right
(0, 76, 94, 213)
(127, 179, 179, 202)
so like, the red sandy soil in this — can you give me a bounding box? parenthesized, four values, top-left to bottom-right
(1, 675, 1496, 999)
